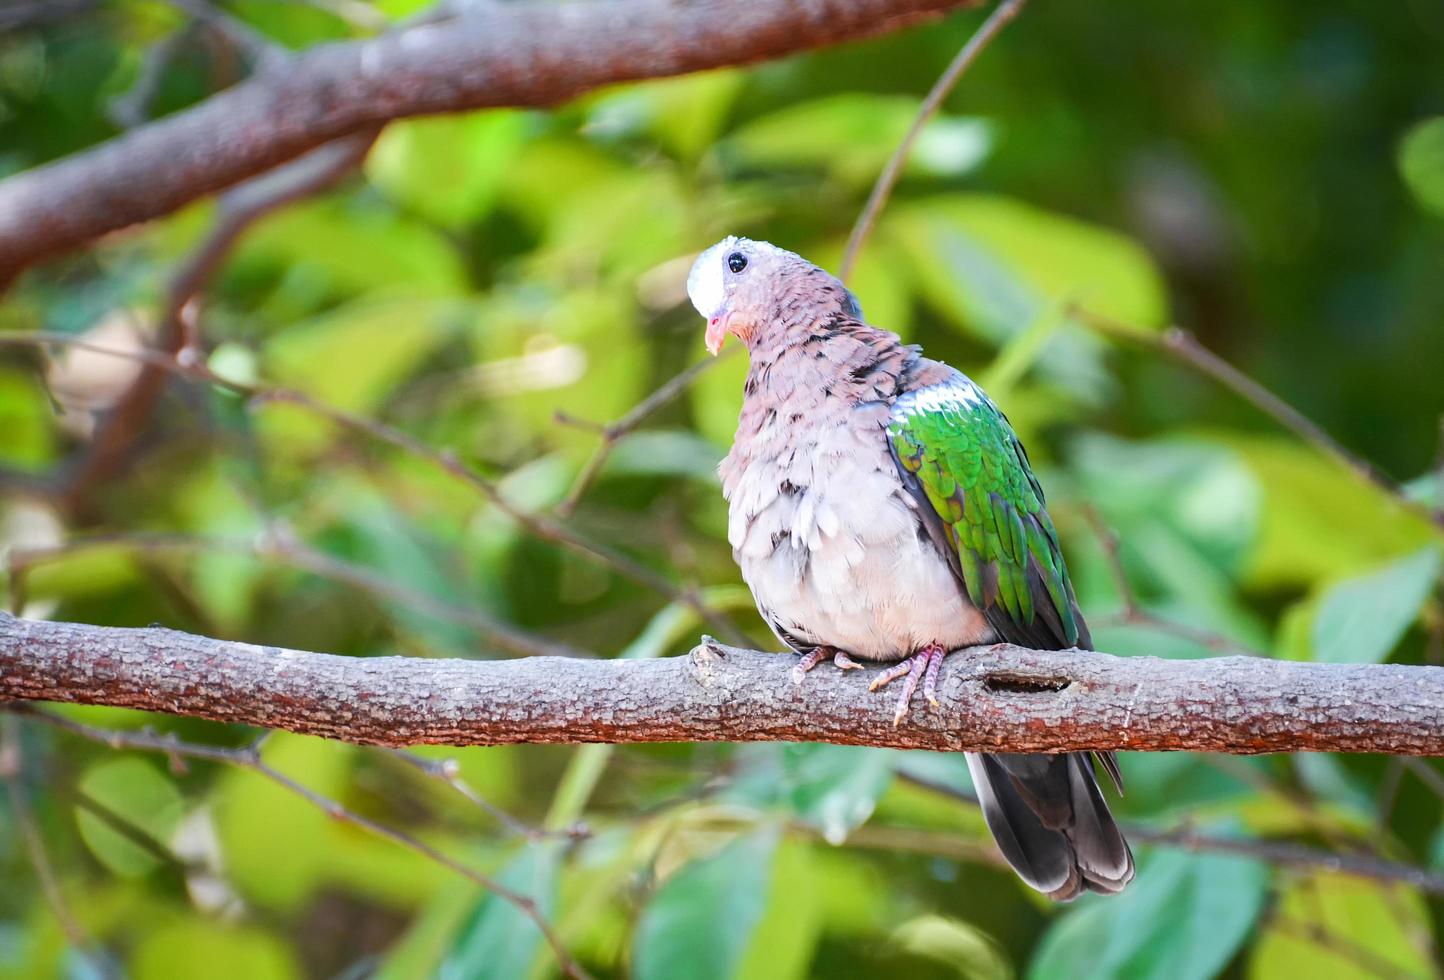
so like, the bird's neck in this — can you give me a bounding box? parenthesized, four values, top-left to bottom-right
(740, 315, 911, 405)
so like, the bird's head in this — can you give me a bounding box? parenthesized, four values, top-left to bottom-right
(686, 237, 860, 355)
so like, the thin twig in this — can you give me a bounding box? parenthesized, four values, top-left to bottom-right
(6, 528, 587, 661)
(839, 0, 1026, 281)
(1078, 309, 1442, 529)
(1079, 505, 1269, 657)
(165, 0, 288, 68)
(71, 787, 199, 877)
(1375, 758, 1406, 833)
(51, 132, 379, 517)
(896, 771, 1444, 895)
(1089, 611, 1268, 658)
(0, 329, 747, 644)
(556, 353, 725, 517)
(385, 748, 590, 842)
(15, 707, 591, 980)
(109, 27, 195, 129)
(1400, 757, 1444, 802)
(257, 389, 749, 645)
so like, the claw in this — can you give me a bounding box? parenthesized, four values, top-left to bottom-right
(870, 645, 948, 724)
(923, 647, 944, 707)
(868, 659, 914, 692)
(791, 648, 828, 685)
(792, 647, 862, 686)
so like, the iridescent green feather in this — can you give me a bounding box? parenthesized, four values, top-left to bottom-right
(888, 385, 1080, 646)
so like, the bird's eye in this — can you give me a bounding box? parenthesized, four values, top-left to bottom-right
(726, 252, 748, 274)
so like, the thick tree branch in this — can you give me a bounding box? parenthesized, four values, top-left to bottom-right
(0, 0, 981, 282)
(2, 614, 1441, 755)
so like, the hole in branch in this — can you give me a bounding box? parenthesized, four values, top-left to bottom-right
(982, 673, 1071, 694)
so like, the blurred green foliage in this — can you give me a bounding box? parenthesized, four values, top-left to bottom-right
(2, 1, 1444, 978)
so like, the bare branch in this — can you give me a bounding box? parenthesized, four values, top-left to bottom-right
(839, 0, 1024, 281)
(0, 0, 983, 282)
(2, 616, 1442, 755)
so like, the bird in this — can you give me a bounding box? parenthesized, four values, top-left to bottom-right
(686, 236, 1134, 900)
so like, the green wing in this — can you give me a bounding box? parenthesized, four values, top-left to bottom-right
(887, 379, 1088, 650)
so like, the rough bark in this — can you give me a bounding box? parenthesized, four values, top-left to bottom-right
(2, 613, 1441, 755)
(0, 0, 981, 282)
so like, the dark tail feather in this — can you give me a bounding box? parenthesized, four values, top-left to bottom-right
(965, 751, 1134, 901)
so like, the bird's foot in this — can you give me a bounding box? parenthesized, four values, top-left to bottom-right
(868, 644, 947, 726)
(791, 646, 864, 685)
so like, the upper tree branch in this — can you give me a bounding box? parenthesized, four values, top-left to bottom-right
(0, 0, 981, 283)
(2, 613, 1441, 756)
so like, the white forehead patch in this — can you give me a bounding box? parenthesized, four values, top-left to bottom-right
(686, 236, 739, 319)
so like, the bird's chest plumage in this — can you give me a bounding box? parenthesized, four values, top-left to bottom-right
(721, 392, 990, 661)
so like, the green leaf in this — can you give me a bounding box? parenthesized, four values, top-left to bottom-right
(441, 842, 562, 980)
(781, 745, 895, 845)
(0, 368, 54, 469)
(131, 920, 301, 980)
(171, 461, 265, 631)
(897, 195, 1167, 329)
(892, 195, 1166, 401)
(235, 201, 467, 303)
(690, 344, 749, 449)
(634, 828, 779, 980)
(75, 758, 185, 877)
(734, 842, 822, 980)
(1310, 547, 1441, 663)
(367, 112, 531, 228)
(1399, 117, 1444, 217)
(603, 430, 723, 484)
(1230, 436, 1437, 587)
(726, 95, 990, 185)
(465, 285, 649, 442)
(333, 486, 494, 656)
(1069, 434, 1264, 632)
(584, 70, 744, 161)
(215, 735, 355, 912)
(266, 294, 461, 413)
(1291, 754, 1375, 816)
(1029, 848, 1268, 980)
(1248, 875, 1434, 978)
(891, 915, 1013, 980)
(1100, 752, 1259, 819)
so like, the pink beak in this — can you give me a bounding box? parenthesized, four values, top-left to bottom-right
(705, 313, 729, 356)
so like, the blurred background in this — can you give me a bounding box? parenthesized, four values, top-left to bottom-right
(2, 1, 1444, 977)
